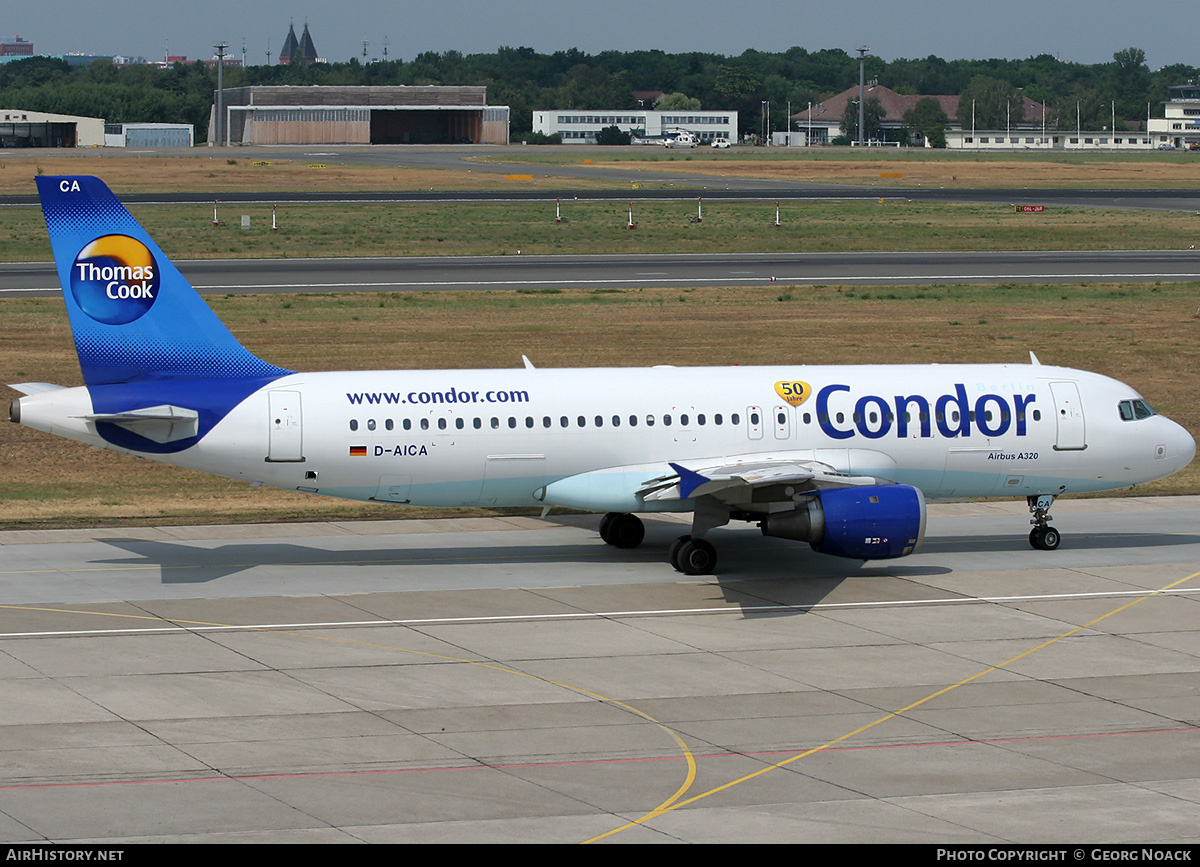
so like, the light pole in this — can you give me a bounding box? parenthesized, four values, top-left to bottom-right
(856, 45, 870, 147)
(213, 41, 228, 147)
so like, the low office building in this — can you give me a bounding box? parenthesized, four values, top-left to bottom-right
(532, 109, 738, 144)
(944, 129, 1154, 150)
(104, 123, 194, 148)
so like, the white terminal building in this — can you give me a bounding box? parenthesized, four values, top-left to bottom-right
(1148, 83, 1200, 148)
(532, 109, 737, 144)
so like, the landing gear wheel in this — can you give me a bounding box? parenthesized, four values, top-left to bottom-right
(668, 535, 691, 571)
(599, 512, 619, 545)
(1030, 526, 1061, 551)
(672, 537, 717, 576)
(606, 513, 645, 549)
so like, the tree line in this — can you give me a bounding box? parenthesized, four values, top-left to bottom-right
(0, 46, 1193, 140)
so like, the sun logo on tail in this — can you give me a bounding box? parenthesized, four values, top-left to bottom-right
(70, 234, 160, 325)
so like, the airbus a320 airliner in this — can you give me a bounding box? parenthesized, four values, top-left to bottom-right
(8, 177, 1196, 574)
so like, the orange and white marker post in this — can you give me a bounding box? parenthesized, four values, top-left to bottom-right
(627, 201, 636, 230)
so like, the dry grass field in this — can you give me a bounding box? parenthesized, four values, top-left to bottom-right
(0, 154, 624, 196)
(578, 156, 1200, 189)
(488, 148, 1200, 189)
(3, 149, 1199, 196)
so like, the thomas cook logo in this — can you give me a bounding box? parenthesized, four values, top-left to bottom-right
(774, 380, 812, 407)
(70, 235, 159, 325)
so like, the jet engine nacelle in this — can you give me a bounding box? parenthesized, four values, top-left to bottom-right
(758, 484, 927, 560)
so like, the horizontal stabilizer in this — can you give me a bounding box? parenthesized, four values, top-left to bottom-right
(9, 382, 65, 396)
(79, 404, 199, 444)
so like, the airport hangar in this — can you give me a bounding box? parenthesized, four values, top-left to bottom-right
(210, 85, 511, 146)
(0, 108, 104, 147)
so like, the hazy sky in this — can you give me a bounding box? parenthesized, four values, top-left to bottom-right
(6, 1, 1196, 69)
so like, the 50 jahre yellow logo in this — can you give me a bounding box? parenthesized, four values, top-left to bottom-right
(774, 380, 812, 407)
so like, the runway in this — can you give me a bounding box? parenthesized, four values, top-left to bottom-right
(1, 497, 1198, 843)
(3, 249, 1199, 297)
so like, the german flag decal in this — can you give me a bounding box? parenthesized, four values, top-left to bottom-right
(349, 445, 367, 457)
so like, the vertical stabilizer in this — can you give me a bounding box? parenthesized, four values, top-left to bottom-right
(36, 176, 291, 385)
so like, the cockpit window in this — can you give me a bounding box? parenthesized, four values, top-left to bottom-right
(1118, 399, 1156, 421)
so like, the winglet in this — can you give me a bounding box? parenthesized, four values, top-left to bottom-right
(668, 461, 709, 499)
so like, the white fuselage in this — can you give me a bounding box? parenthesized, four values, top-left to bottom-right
(15, 362, 1196, 512)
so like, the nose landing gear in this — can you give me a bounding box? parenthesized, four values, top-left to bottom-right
(1028, 494, 1061, 550)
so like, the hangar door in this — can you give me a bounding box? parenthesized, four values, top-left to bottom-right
(370, 109, 481, 144)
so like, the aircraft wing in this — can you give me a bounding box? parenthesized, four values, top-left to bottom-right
(639, 459, 890, 504)
(537, 449, 898, 513)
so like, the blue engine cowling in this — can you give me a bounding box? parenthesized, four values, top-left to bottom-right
(758, 484, 927, 560)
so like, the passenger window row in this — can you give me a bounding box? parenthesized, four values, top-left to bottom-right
(348, 405, 1045, 434)
(801, 409, 1041, 425)
(348, 412, 745, 432)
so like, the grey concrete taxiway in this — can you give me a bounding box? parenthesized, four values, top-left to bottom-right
(1, 497, 1199, 843)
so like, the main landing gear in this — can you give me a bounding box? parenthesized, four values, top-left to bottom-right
(1028, 494, 1061, 551)
(598, 508, 724, 576)
(668, 535, 717, 575)
(598, 512, 645, 549)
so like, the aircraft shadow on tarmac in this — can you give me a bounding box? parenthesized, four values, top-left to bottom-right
(83, 519, 1200, 617)
(82, 531, 918, 616)
(87, 524, 948, 579)
(88, 525, 1198, 583)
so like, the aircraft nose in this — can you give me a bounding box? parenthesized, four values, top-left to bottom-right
(1161, 418, 1197, 474)
(1178, 424, 1197, 469)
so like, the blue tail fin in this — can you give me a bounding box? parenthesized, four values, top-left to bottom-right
(37, 176, 291, 386)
